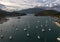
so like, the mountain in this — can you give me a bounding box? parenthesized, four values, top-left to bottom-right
(0, 9, 26, 17)
(0, 4, 5, 9)
(18, 5, 60, 13)
(19, 7, 45, 13)
(35, 10, 60, 16)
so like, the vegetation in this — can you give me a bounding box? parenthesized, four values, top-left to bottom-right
(0, 9, 26, 24)
(0, 9, 26, 17)
(35, 10, 60, 24)
(35, 10, 58, 15)
(35, 10, 60, 18)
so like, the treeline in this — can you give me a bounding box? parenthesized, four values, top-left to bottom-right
(0, 9, 26, 17)
(35, 10, 60, 16)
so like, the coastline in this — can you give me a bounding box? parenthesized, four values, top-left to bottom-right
(54, 22, 60, 27)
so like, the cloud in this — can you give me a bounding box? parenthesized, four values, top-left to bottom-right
(0, 0, 60, 11)
(0, 0, 43, 11)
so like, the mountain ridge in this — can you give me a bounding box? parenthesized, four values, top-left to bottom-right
(18, 6, 60, 13)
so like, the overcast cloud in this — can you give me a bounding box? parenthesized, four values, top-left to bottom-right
(0, 0, 60, 11)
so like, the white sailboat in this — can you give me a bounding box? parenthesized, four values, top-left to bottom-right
(24, 28, 27, 31)
(42, 29, 45, 32)
(37, 35, 40, 39)
(48, 28, 51, 31)
(0, 35, 4, 39)
(27, 33, 29, 37)
(57, 37, 60, 41)
(16, 28, 19, 31)
(9, 36, 13, 40)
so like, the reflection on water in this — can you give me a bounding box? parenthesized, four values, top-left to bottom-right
(0, 14, 60, 42)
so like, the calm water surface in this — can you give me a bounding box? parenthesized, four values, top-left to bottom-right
(0, 14, 60, 42)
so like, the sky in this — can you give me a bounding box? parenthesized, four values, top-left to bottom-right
(0, 0, 60, 11)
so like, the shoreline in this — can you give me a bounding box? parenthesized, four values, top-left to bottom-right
(54, 22, 60, 27)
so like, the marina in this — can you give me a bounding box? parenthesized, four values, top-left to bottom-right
(0, 14, 60, 42)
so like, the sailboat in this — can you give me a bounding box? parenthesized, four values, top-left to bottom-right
(37, 35, 40, 39)
(9, 36, 13, 40)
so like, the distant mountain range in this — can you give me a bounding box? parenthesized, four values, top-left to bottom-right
(0, 3, 60, 13)
(0, 9, 26, 17)
(0, 4, 5, 9)
(35, 10, 60, 16)
(19, 6, 60, 13)
(19, 7, 44, 13)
